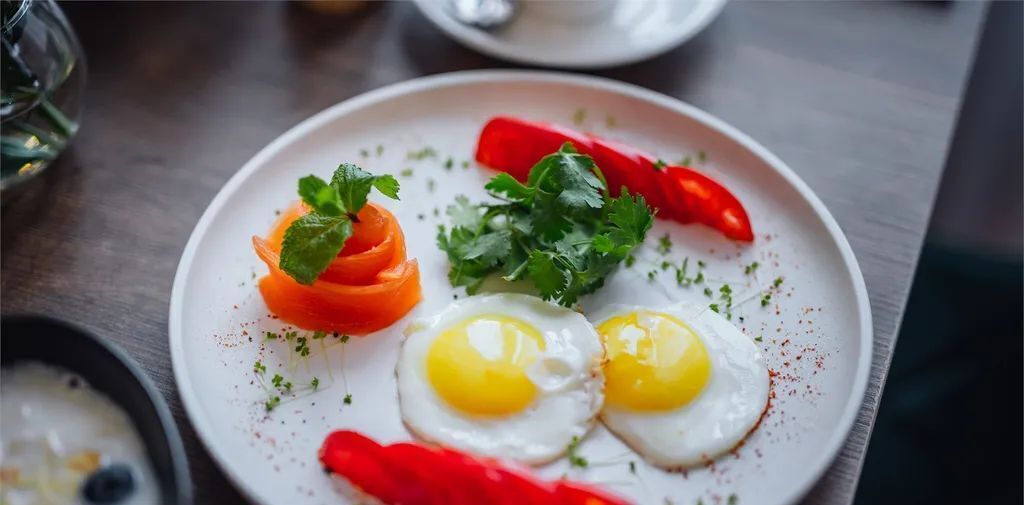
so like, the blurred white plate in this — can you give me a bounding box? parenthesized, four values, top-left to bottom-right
(170, 70, 871, 505)
(413, 0, 727, 68)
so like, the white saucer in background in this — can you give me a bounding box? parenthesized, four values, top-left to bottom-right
(412, 0, 728, 69)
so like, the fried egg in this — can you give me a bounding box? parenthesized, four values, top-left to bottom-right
(593, 302, 769, 468)
(397, 293, 604, 464)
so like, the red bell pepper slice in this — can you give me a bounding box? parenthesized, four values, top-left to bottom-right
(318, 431, 634, 505)
(318, 431, 401, 503)
(384, 443, 463, 505)
(475, 116, 592, 181)
(474, 116, 754, 242)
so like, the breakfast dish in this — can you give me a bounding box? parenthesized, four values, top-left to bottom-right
(170, 71, 872, 505)
(0, 362, 159, 505)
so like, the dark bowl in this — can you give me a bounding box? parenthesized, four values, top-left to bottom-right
(1, 315, 192, 505)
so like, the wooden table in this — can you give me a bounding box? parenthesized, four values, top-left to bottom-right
(1, 2, 986, 503)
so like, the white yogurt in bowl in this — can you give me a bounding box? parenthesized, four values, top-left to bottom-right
(1, 362, 160, 505)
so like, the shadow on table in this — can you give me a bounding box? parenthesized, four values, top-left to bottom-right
(856, 2, 1023, 503)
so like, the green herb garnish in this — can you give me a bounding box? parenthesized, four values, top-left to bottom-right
(773, 276, 784, 288)
(265, 396, 281, 412)
(406, 147, 437, 160)
(744, 261, 760, 275)
(436, 144, 653, 307)
(567, 436, 588, 468)
(653, 159, 667, 171)
(657, 233, 672, 255)
(343, 393, 353, 405)
(279, 164, 399, 285)
(761, 293, 772, 306)
(400, 168, 413, 177)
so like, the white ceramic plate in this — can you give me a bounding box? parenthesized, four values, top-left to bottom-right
(170, 70, 871, 505)
(412, 0, 727, 69)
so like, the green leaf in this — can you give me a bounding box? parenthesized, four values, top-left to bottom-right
(446, 195, 483, 229)
(485, 172, 532, 201)
(462, 230, 512, 267)
(592, 234, 614, 254)
(279, 214, 353, 285)
(435, 144, 654, 307)
(528, 251, 570, 301)
(372, 175, 400, 200)
(530, 206, 574, 242)
(329, 163, 399, 215)
(606, 190, 654, 246)
(297, 175, 344, 216)
(552, 150, 603, 212)
(501, 241, 530, 281)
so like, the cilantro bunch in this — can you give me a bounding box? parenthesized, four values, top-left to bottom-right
(280, 164, 399, 284)
(437, 144, 654, 307)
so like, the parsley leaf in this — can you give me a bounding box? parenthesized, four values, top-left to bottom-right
(438, 146, 653, 306)
(462, 230, 512, 267)
(485, 172, 531, 201)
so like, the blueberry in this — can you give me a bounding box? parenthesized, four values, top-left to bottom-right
(81, 464, 135, 504)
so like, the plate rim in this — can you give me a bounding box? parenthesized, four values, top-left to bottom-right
(169, 69, 873, 505)
(410, 0, 728, 69)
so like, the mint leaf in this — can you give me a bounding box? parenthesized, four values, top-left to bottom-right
(279, 214, 353, 285)
(371, 175, 400, 200)
(329, 163, 399, 215)
(297, 175, 343, 216)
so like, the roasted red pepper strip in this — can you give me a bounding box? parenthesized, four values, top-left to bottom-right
(475, 116, 754, 242)
(318, 430, 633, 505)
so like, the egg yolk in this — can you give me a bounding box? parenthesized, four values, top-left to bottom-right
(426, 314, 546, 417)
(598, 311, 711, 412)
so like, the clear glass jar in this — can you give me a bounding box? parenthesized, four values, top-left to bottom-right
(1, 0, 86, 194)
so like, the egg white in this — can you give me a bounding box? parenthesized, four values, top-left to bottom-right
(594, 302, 770, 468)
(396, 293, 605, 464)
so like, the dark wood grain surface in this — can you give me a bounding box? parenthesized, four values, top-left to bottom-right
(0, 2, 986, 504)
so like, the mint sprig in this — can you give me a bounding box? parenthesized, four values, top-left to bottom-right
(280, 164, 399, 284)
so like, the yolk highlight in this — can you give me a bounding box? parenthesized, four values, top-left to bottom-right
(426, 314, 545, 417)
(598, 311, 711, 412)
